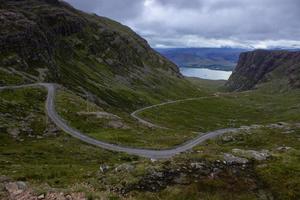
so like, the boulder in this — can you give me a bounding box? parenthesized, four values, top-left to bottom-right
(223, 153, 249, 164)
(276, 146, 292, 152)
(115, 163, 134, 172)
(99, 164, 110, 173)
(7, 127, 20, 138)
(5, 181, 27, 196)
(108, 120, 128, 129)
(232, 149, 270, 161)
(190, 162, 204, 169)
(222, 135, 235, 142)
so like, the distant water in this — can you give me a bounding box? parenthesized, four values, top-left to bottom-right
(179, 67, 232, 80)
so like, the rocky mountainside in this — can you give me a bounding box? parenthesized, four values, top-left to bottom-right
(0, 0, 198, 110)
(226, 50, 300, 91)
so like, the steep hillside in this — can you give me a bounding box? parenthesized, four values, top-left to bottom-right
(226, 50, 300, 91)
(0, 0, 199, 110)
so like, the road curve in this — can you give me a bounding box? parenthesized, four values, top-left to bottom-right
(131, 96, 211, 129)
(0, 83, 240, 159)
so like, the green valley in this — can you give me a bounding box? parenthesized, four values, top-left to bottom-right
(0, 1, 299, 200)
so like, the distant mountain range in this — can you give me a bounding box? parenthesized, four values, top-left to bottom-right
(156, 48, 249, 71)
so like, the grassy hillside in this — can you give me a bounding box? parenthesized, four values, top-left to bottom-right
(137, 88, 300, 132)
(0, 0, 201, 110)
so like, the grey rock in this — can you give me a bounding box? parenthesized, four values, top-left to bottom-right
(222, 135, 235, 142)
(266, 122, 289, 129)
(115, 163, 134, 172)
(232, 149, 270, 161)
(108, 120, 129, 129)
(16, 181, 27, 190)
(276, 146, 292, 152)
(250, 124, 263, 129)
(152, 172, 164, 178)
(0, 176, 10, 183)
(37, 194, 45, 199)
(173, 173, 190, 184)
(223, 153, 249, 164)
(99, 164, 110, 173)
(7, 127, 20, 138)
(190, 162, 204, 169)
(5, 181, 27, 195)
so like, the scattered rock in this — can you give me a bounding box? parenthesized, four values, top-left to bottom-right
(16, 181, 27, 190)
(5, 181, 27, 197)
(77, 111, 120, 120)
(240, 125, 251, 131)
(190, 162, 204, 169)
(0, 176, 10, 183)
(223, 153, 249, 164)
(276, 146, 292, 152)
(65, 194, 72, 200)
(38, 193, 45, 199)
(108, 120, 129, 129)
(282, 130, 295, 134)
(222, 135, 235, 142)
(152, 172, 164, 178)
(99, 164, 110, 173)
(115, 163, 135, 172)
(250, 124, 263, 129)
(173, 173, 190, 184)
(44, 124, 60, 136)
(232, 149, 270, 161)
(7, 127, 20, 138)
(45, 192, 65, 200)
(256, 164, 268, 169)
(266, 122, 290, 129)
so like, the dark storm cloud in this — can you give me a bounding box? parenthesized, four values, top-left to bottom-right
(64, 0, 143, 20)
(64, 0, 300, 48)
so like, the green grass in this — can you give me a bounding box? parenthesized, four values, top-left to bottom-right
(0, 69, 26, 86)
(0, 133, 136, 187)
(138, 89, 300, 132)
(0, 87, 139, 188)
(0, 87, 47, 135)
(0, 85, 300, 199)
(55, 89, 198, 149)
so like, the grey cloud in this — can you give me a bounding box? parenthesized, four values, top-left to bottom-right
(64, 0, 143, 20)
(64, 0, 300, 48)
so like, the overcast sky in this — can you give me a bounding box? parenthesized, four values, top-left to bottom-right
(64, 0, 300, 49)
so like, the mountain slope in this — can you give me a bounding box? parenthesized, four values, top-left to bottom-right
(226, 50, 300, 91)
(0, 0, 199, 110)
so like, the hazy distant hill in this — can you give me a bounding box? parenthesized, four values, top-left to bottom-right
(156, 48, 248, 71)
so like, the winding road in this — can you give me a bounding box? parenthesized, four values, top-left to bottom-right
(0, 83, 241, 159)
(131, 96, 212, 129)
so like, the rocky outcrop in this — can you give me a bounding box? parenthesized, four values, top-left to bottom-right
(226, 50, 300, 91)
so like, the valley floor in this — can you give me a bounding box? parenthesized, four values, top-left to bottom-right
(0, 79, 299, 199)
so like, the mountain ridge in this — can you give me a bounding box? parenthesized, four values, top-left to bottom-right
(226, 49, 300, 91)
